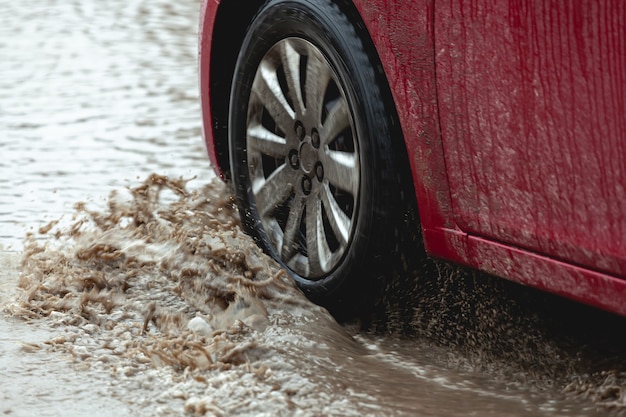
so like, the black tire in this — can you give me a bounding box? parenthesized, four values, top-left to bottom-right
(229, 0, 407, 314)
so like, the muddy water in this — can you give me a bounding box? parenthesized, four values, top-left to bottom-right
(0, 1, 624, 416)
(0, 0, 209, 250)
(1, 178, 603, 416)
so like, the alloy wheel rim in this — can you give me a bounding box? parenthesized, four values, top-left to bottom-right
(246, 37, 360, 279)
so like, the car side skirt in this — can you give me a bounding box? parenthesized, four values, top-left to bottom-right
(424, 227, 626, 317)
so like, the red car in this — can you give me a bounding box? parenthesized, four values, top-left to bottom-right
(199, 0, 626, 316)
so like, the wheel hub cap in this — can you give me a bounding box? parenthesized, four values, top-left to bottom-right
(246, 38, 360, 279)
(299, 141, 317, 174)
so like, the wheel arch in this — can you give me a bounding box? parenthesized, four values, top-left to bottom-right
(206, 0, 266, 180)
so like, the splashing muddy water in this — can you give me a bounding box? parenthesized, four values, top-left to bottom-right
(1, 176, 618, 416)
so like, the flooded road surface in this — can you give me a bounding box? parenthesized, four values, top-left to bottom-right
(0, 0, 209, 250)
(1, 1, 624, 416)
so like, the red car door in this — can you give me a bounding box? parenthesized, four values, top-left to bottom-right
(434, 1, 626, 276)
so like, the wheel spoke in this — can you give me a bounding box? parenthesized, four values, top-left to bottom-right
(280, 40, 305, 117)
(286, 253, 308, 277)
(252, 61, 296, 134)
(247, 124, 288, 158)
(305, 198, 332, 275)
(320, 185, 350, 246)
(320, 97, 350, 147)
(304, 46, 332, 123)
(280, 196, 305, 261)
(252, 165, 295, 218)
(245, 38, 362, 280)
(321, 150, 359, 195)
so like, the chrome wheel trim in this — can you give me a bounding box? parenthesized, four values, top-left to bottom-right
(246, 38, 360, 279)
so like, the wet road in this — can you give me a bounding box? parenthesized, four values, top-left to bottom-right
(1, 1, 624, 416)
(0, 0, 210, 250)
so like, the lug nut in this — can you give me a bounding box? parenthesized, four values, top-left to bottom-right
(311, 129, 320, 148)
(315, 162, 324, 181)
(295, 122, 305, 140)
(302, 176, 312, 195)
(288, 150, 299, 169)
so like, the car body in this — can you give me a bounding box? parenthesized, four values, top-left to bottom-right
(199, 0, 626, 316)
